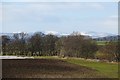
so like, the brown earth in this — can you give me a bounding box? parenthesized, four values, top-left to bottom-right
(2, 59, 106, 78)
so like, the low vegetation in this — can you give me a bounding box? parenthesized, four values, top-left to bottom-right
(96, 41, 107, 45)
(33, 56, 118, 78)
(64, 58, 118, 78)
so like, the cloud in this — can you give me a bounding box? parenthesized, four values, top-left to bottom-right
(104, 15, 118, 27)
(3, 2, 104, 14)
(89, 3, 104, 9)
(98, 15, 118, 32)
(2, 0, 119, 2)
(109, 15, 118, 19)
(103, 19, 117, 28)
(2, 2, 105, 22)
(2, 2, 117, 34)
(0, 3, 2, 32)
(0, 3, 2, 21)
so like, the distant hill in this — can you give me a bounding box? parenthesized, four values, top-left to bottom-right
(0, 31, 118, 41)
(93, 35, 120, 41)
(0, 33, 14, 36)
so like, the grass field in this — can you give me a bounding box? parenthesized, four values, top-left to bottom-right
(64, 58, 118, 78)
(2, 56, 119, 78)
(96, 41, 107, 45)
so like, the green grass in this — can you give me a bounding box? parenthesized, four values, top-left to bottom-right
(33, 56, 118, 78)
(64, 58, 118, 78)
(96, 41, 107, 45)
(34, 56, 60, 59)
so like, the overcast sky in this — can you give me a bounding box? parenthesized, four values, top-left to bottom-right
(0, 0, 118, 34)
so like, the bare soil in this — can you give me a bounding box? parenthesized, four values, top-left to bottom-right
(2, 59, 106, 78)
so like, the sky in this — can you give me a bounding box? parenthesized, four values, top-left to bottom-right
(0, 0, 118, 34)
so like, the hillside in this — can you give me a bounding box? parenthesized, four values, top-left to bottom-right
(94, 35, 120, 41)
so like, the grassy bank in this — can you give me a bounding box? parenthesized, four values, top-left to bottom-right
(34, 56, 118, 78)
(64, 58, 118, 78)
(96, 41, 107, 45)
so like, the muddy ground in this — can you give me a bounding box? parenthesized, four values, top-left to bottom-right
(2, 59, 106, 78)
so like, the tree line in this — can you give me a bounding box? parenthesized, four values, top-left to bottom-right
(1, 32, 119, 62)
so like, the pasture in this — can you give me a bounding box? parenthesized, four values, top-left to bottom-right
(64, 58, 118, 78)
(96, 41, 107, 45)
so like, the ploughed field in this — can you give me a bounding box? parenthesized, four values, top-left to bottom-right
(2, 59, 106, 78)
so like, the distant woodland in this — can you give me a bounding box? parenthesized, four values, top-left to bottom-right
(1, 32, 120, 62)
